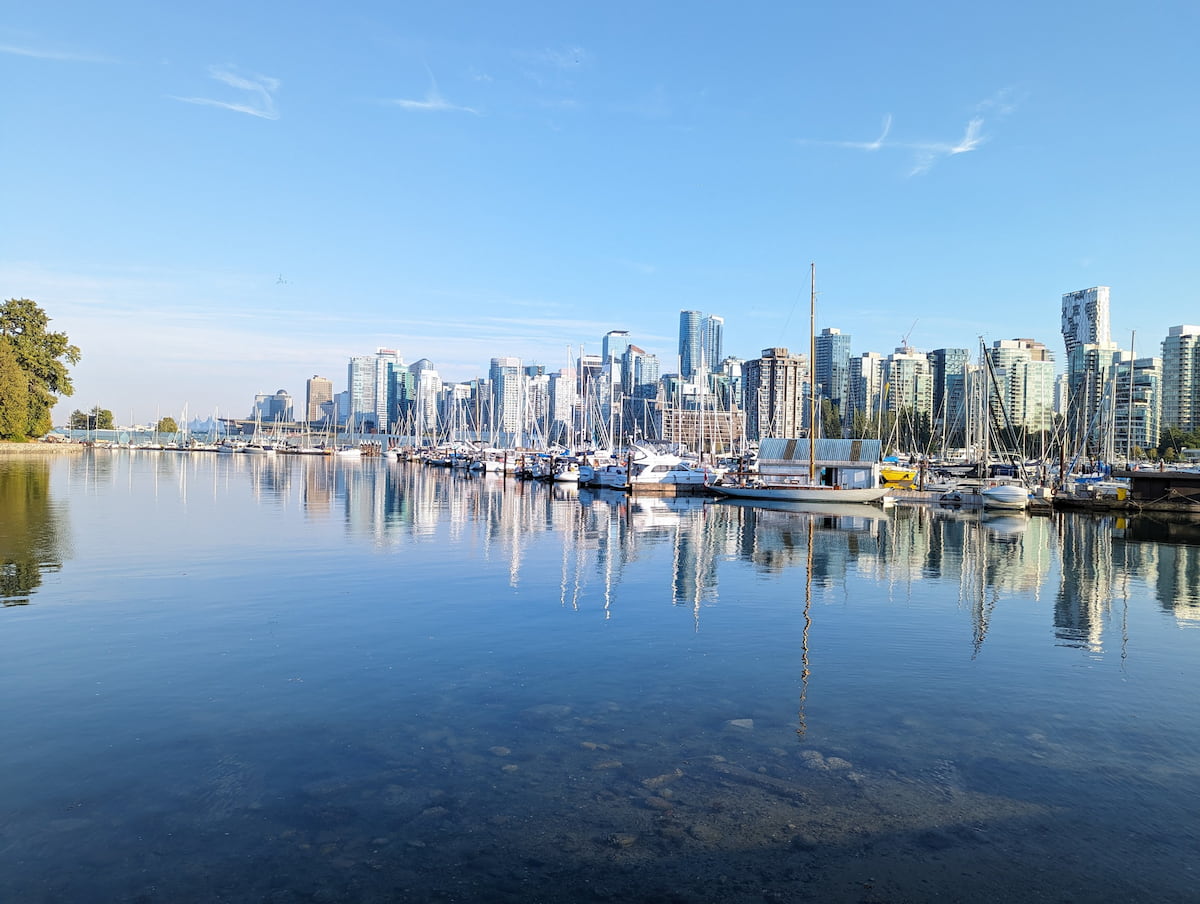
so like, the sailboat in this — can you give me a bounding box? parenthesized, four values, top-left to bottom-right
(710, 263, 892, 505)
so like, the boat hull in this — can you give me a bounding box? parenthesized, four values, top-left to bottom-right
(980, 484, 1028, 510)
(710, 484, 891, 504)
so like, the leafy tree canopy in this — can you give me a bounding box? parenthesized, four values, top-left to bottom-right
(68, 406, 114, 431)
(157, 416, 178, 434)
(0, 298, 80, 440)
(0, 341, 31, 440)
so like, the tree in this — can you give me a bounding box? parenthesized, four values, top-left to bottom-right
(68, 407, 114, 431)
(0, 298, 80, 439)
(820, 399, 842, 440)
(156, 416, 178, 434)
(0, 341, 31, 440)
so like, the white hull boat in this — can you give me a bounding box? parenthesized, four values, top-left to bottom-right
(710, 483, 891, 504)
(980, 482, 1029, 510)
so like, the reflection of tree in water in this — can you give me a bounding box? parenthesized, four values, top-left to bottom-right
(0, 461, 67, 605)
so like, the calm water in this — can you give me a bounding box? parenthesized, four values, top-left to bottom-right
(3, 452, 1199, 903)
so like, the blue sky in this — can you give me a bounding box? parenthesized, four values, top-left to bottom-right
(3, 2, 1197, 424)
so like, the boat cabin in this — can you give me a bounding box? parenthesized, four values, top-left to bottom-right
(756, 438, 883, 489)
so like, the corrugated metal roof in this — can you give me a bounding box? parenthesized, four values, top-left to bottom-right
(758, 437, 882, 464)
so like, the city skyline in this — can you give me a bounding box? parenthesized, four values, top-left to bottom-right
(3, 3, 1196, 423)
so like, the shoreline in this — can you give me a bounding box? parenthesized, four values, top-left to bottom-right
(0, 441, 86, 455)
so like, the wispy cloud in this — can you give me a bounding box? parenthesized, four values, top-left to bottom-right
(0, 42, 113, 63)
(799, 95, 1014, 176)
(387, 90, 479, 114)
(172, 65, 280, 120)
(520, 45, 592, 69)
(385, 66, 479, 114)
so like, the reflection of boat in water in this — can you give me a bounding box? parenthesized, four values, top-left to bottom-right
(980, 512, 1029, 535)
(712, 497, 891, 521)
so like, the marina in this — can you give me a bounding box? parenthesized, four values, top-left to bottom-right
(2, 450, 1199, 902)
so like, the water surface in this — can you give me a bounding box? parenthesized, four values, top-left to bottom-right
(2, 452, 1198, 902)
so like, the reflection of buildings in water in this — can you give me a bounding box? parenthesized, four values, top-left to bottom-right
(301, 458, 333, 516)
(1056, 514, 1121, 651)
(1113, 516, 1200, 622)
(1156, 542, 1200, 622)
(275, 460, 1200, 651)
(0, 460, 68, 605)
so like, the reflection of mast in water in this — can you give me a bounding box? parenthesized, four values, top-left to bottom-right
(797, 517, 813, 739)
(960, 519, 997, 658)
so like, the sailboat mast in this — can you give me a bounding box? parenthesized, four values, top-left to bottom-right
(809, 262, 817, 482)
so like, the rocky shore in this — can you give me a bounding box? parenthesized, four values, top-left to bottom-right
(0, 441, 86, 455)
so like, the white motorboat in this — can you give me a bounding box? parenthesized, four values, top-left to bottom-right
(980, 481, 1029, 510)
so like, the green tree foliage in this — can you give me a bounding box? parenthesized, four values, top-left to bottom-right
(156, 416, 178, 434)
(0, 341, 31, 440)
(68, 406, 114, 431)
(1158, 425, 1200, 461)
(820, 399, 842, 440)
(0, 298, 80, 440)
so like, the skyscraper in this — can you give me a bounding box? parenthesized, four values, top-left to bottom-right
(814, 327, 851, 417)
(1061, 287, 1112, 356)
(1162, 325, 1200, 432)
(703, 315, 724, 374)
(305, 375, 333, 424)
(602, 330, 631, 365)
(985, 339, 1056, 433)
(678, 310, 703, 379)
(926, 347, 971, 432)
(347, 348, 404, 431)
(489, 356, 523, 436)
(742, 347, 809, 440)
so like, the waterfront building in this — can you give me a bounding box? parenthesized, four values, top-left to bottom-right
(602, 330, 631, 369)
(1065, 342, 1123, 456)
(985, 339, 1056, 435)
(927, 348, 971, 441)
(703, 316, 724, 375)
(1113, 356, 1163, 457)
(654, 402, 744, 455)
(347, 348, 403, 432)
(621, 345, 660, 399)
(489, 356, 523, 438)
(814, 328, 851, 425)
(548, 369, 577, 446)
(884, 346, 934, 420)
(396, 359, 440, 440)
(305, 375, 333, 425)
(848, 351, 887, 430)
(678, 310, 703, 379)
(742, 347, 809, 441)
(1161, 325, 1200, 432)
(252, 389, 293, 425)
(1061, 287, 1112, 356)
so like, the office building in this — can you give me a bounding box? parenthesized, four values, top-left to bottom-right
(305, 375, 333, 424)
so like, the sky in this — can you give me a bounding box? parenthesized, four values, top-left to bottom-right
(3, 2, 1198, 425)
